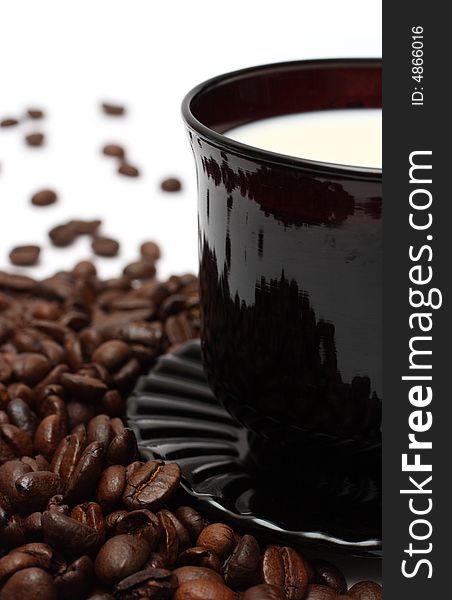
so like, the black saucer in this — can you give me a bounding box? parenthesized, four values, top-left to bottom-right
(127, 340, 381, 556)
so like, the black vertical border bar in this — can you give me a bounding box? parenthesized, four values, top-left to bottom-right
(383, 2, 450, 596)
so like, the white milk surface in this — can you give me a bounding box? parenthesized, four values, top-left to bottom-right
(226, 109, 382, 169)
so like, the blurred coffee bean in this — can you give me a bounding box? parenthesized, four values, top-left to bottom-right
(12, 353, 51, 386)
(106, 429, 138, 466)
(25, 133, 45, 147)
(31, 189, 57, 207)
(27, 109, 44, 119)
(0, 567, 57, 600)
(160, 177, 182, 192)
(0, 118, 19, 127)
(140, 241, 161, 261)
(9, 246, 41, 267)
(102, 144, 125, 158)
(6, 399, 37, 435)
(92, 237, 120, 258)
(118, 162, 139, 177)
(34, 414, 66, 459)
(123, 261, 156, 280)
(101, 103, 125, 116)
(48, 223, 77, 247)
(348, 581, 382, 600)
(92, 340, 130, 371)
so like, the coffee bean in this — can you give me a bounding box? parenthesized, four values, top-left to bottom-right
(223, 534, 260, 588)
(244, 585, 286, 600)
(106, 429, 138, 466)
(0, 424, 34, 463)
(73, 261, 97, 279)
(114, 567, 177, 599)
(42, 510, 102, 555)
(31, 189, 57, 207)
(156, 510, 179, 567)
(0, 567, 57, 600)
(176, 547, 222, 572)
(71, 501, 105, 539)
(173, 566, 223, 586)
(196, 523, 235, 559)
(118, 162, 140, 177)
(25, 133, 45, 147)
(102, 103, 126, 116)
(261, 546, 309, 600)
(7, 398, 37, 436)
(94, 534, 150, 586)
(15, 471, 62, 511)
(0, 118, 19, 127)
(140, 241, 161, 262)
(64, 441, 105, 505)
(123, 261, 156, 280)
(9, 245, 41, 267)
(160, 508, 191, 552)
(70, 219, 103, 236)
(87, 414, 113, 446)
(312, 559, 347, 594)
(102, 144, 125, 158)
(304, 585, 338, 599)
(123, 460, 181, 511)
(27, 109, 44, 119)
(86, 593, 115, 600)
(0, 460, 32, 510)
(92, 340, 130, 371)
(0, 542, 55, 583)
(48, 223, 77, 247)
(92, 237, 120, 258)
(54, 555, 94, 600)
(96, 465, 126, 512)
(12, 353, 51, 386)
(348, 581, 382, 600)
(61, 372, 107, 401)
(114, 509, 161, 548)
(173, 580, 235, 600)
(160, 177, 182, 192)
(34, 414, 66, 459)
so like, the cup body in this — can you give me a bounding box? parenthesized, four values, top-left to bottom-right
(183, 60, 382, 449)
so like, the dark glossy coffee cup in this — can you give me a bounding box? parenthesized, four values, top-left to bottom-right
(182, 59, 382, 450)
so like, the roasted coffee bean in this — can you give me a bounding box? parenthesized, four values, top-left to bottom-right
(348, 581, 382, 600)
(0, 542, 55, 583)
(92, 237, 120, 258)
(156, 510, 179, 567)
(114, 509, 161, 548)
(164, 313, 194, 345)
(96, 465, 126, 511)
(223, 534, 260, 588)
(23, 511, 43, 539)
(12, 353, 51, 386)
(9, 245, 41, 267)
(0, 424, 34, 463)
(242, 585, 286, 600)
(34, 414, 66, 459)
(46, 494, 70, 515)
(25, 133, 45, 147)
(86, 592, 115, 600)
(27, 109, 44, 119)
(87, 414, 112, 446)
(0, 118, 19, 127)
(55, 555, 94, 600)
(197, 523, 235, 559)
(0, 411, 8, 424)
(160, 177, 182, 192)
(0, 460, 32, 510)
(0, 567, 57, 600)
(173, 566, 223, 586)
(106, 429, 138, 466)
(114, 567, 177, 599)
(174, 580, 235, 600)
(71, 501, 105, 538)
(31, 189, 57, 207)
(50, 433, 85, 482)
(6, 398, 37, 435)
(140, 241, 161, 261)
(160, 508, 190, 552)
(312, 559, 347, 594)
(48, 223, 77, 247)
(261, 546, 309, 600)
(64, 441, 105, 505)
(304, 585, 338, 600)
(102, 103, 125, 116)
(102, 144, 125, 158)
(61, 372, 107, 401)
(123, 261, 156, 280)
(176, 547, 222, 572)
(94, 534, 150, 586)
(15, 471, 62, 512)
(100, 389, 124, 417)
(41, 510, 102, 555)
(112, 357, 140, 389)
(73, 261, 97, 279)
(92, 340, 130, 371)
(123, 460, 181, 511)
(118, 162, 139, 177)
(66, 400, 95, 429)
(6, 382, 35, 405)
(0, 514, 27, 549)
(0, 358, 12, 385)
(40, 340, 65, 366)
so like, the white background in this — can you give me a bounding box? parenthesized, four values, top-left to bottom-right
(0, 0, 382, 582)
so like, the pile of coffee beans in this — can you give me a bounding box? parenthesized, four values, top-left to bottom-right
(0, 248, 381, 599)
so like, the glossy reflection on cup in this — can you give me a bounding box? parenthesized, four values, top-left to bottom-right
(182, 59, 382, 449)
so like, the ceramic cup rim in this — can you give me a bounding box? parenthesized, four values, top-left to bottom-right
(182, 58, 382, 182)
